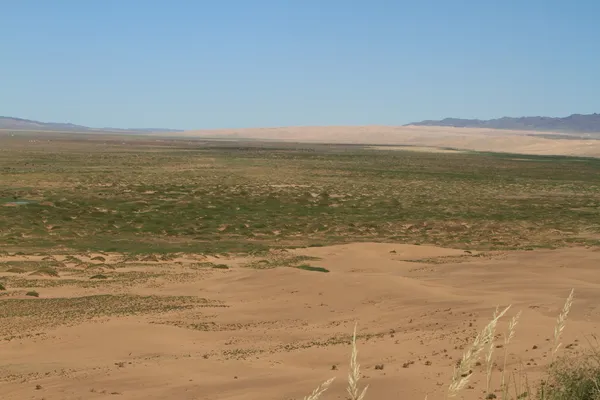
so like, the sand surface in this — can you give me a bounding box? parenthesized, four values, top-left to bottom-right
(176, 125, 600, 157)
(1, 243, 598, 399)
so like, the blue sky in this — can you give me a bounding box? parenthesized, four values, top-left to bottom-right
(1, 1, 598, 130)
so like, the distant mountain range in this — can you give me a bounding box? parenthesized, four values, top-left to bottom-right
(4, 113, 600, 135)
(0, 116, 184, 133)
(407, 113, 600, 134)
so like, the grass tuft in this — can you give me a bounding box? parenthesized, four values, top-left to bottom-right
(485, 306, 502, 393)
(501, 310, 522, 389)
(540, 350, 600, 400)
(295, 265, 330, 273)
(347, 324, 368, 400)
(552, 289, 574, 362)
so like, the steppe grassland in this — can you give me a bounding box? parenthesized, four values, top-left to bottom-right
(1, 132, 600, 399)
(2, 133, 600, 255)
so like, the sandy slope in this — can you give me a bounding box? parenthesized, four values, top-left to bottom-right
(176, 125, 600, 157)
(1, 243, 598, 399)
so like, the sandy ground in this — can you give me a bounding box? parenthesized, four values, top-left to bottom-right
(1, 243, 598, 400)
(174, 125, 600, 157)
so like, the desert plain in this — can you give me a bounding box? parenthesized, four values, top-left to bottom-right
(1, 127, 600, 400)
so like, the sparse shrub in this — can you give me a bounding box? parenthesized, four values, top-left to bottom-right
(29, 267, 59, 277)
(212, 264, 229, 269)
(90, 274, 108, 280)
(0, 282, 6, 290)
(91, 256, 106, 262)
(122, 254, 139, 262)
(26, 291, 39, 297)
(539, 352, 600, 400)
(6, 267, 26, 274)
(295, 265, 329, 273)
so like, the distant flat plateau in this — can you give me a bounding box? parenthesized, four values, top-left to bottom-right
(174, 125, 600, 157)
(4, 125, 600, 157)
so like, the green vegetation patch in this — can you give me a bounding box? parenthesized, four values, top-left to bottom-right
(3, 136, 600, 253)
(0, 294, 225, 339)
(293, 264, 330, 273)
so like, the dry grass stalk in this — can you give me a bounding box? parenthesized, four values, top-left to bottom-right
(501, 310, 522, 387)
(485, 306, 501, 393)
(347, 323, 368, 400)
(448, 305, 511, 398)
(304, 377, 335, 400)
(552, 288, 574, 362)
(299, 290, 577, 400)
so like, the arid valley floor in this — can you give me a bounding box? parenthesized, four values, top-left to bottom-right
(2, 129, 600, 399)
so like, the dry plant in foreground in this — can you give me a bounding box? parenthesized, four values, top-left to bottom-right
(303, 377, 336, 400)
(448, 305, 511, 397)
(552, 288, 574, 363)
(302, 323, 368, 400)
(485, 306, 503, 393)
(301, 289, 577, 400)
(501, 310, 522, 388)
(347, 324, 369, 400)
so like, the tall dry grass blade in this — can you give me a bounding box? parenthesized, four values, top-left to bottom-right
(552, 288, 574, 363)
(501, 310, 522, 387)
(303, 377, 335, 400)
(347, 323, 368, 400)
(448, 305, 511, 398)
(485, 306, 501, 393)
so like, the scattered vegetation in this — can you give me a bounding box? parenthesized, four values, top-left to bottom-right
(0, 294, 224, 339)
(2, 137, 600, 255)
(25, 290, 39, 297)
(541, 349, 600, 400)
(244, 254, 321, 270)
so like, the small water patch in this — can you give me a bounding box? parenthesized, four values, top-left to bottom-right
(1, 198, 38, 206)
